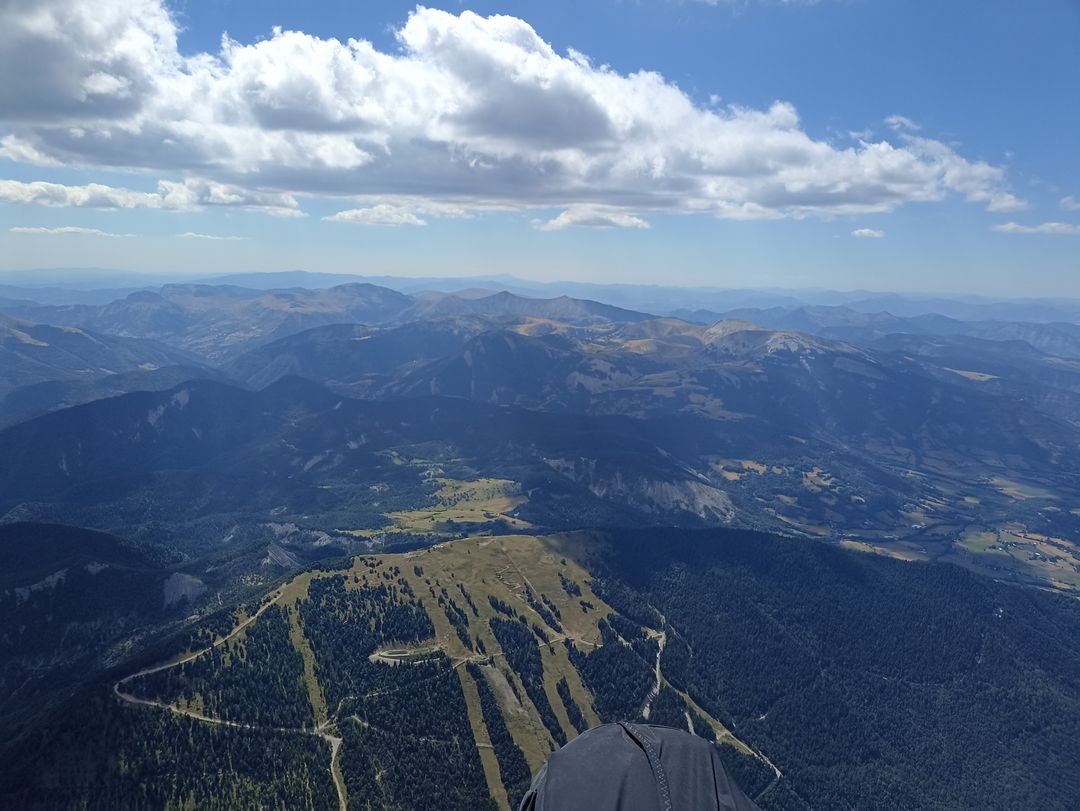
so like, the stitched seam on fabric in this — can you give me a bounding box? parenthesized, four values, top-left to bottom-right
(622, 723, 672, 811)
(639, 733, 672, 811)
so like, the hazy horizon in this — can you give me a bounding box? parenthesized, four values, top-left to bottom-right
(3, 265, 1080, 304)
(1, 1, 1078, 297)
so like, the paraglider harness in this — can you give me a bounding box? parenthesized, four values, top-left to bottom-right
(518, 722, 761, 811)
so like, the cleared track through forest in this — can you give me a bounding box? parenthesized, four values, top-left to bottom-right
(113, 590, 348, 811)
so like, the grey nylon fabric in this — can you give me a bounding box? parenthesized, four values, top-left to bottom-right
(517, 723, 762, 811)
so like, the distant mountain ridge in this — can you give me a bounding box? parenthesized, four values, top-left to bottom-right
(0, 283, 655, 361)
(680, 304, 1080, 358)
(4, 338, 1079, 589)
(0, 315, 200, 394)
(0, 314, 215, 427)
(3, 275, 1080, 595)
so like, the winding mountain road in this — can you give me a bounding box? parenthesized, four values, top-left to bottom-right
(112, 589, 348, 811)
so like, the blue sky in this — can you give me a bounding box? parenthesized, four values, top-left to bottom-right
(0, 0, 1077, 295)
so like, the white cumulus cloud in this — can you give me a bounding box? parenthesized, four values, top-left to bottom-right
(324, 205, 428, 226)
(1061, 196, 1080, 212)
(0, 179, 164, 209)
(0, 179, 302, 216)
(534, 206, 651, 231)
(851, 228, 884, 238)
(0, 2, 1027, 226)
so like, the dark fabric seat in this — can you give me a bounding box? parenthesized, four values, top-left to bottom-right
(518, 723, 762, 811)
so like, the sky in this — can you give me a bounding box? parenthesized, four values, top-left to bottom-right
(0, 0, 1078, 295)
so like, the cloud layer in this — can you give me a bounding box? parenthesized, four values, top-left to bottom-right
(0, 2, 1026, 228)
(993, 222, 1080, 235)
(179, 232, 249, 241)
(9, 225, 133, 237)
(0, 179, 301, 216)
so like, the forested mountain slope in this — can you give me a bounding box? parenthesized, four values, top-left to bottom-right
(0, 315, 201, 398)
(3, 529, 1078, 810)
(0, 523, 178, 746)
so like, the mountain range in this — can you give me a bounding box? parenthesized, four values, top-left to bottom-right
(2, 272, 1080, 809)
